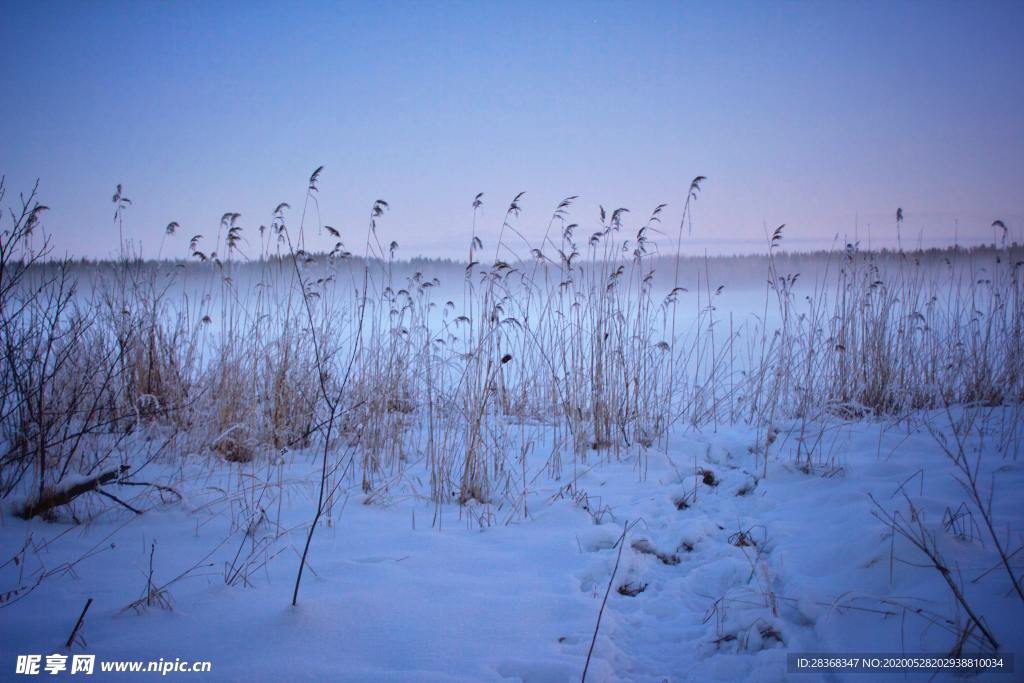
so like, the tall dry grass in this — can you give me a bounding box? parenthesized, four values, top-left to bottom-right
(2, 173, 1021, 520)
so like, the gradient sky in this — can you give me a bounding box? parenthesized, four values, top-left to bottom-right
(2, 0, 1022, 259)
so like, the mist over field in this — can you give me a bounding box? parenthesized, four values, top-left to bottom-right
(2, 176, 1022, 681)
(2, 0, 1023, 681)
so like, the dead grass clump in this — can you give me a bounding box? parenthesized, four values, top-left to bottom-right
(631, 538, 681, 565)
(212, 436, 254, 463)
(699, 468, 718, 487)
(3, 173, 1021, 536)
(617, 581, 648, 597)
(735, 481, 756, 497)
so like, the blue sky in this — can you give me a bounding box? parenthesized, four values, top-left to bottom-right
(1, 0, 1022, 258)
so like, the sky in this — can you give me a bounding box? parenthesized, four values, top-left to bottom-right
(1, 0, 1022, 260)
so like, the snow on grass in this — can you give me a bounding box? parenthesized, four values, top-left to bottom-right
(2, 180, 1021, 679)
(2, 408, 1020, 681)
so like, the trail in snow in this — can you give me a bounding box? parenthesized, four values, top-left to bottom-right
(1, 410, 1022, 681)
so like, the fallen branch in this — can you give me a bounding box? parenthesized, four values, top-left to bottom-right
(16, 466, 129, 520)
(13, 467, 184, 520)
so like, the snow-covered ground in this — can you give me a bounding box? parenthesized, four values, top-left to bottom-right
(2, 408, 1021, 681)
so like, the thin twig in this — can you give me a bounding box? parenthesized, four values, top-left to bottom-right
(95, 489, 142, 515)
(582, 520, 629, 682)
(65, 598, 93, 648)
